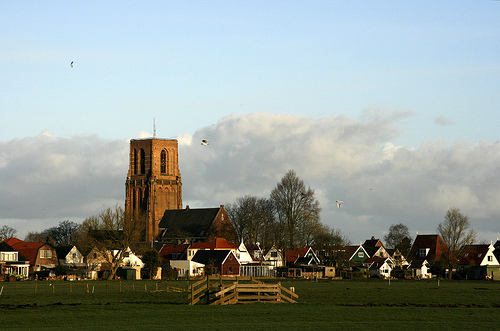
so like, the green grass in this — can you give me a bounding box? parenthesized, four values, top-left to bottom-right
(1, 278, 499, 330)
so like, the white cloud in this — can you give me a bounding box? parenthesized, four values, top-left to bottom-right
(434, 115, 455, 126)
(1, 113, 499, 243)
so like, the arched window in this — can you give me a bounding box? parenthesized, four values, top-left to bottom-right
(140, 149, 146, 174)
(133, 149, 138, 175)
(160, 150, 167, 174)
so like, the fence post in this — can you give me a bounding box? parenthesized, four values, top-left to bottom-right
(206, 275, 210, 304)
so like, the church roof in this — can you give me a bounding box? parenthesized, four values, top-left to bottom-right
(158, 207, 222, 238)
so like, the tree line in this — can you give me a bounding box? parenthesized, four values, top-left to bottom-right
(1, 169, 478, 278)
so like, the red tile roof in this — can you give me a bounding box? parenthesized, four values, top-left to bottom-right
(190, 237, 236, 250)
(458, 245, 491, 266)
(6, 238, 47, 265)
(286, 247, 310, 263)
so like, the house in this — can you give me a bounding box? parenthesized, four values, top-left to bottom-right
(158, 243, 190, 264)
(286, 247, 320, 267)
(5, 238, 58, 275)
(407, 234, 450, 277)
(408, 260, 431, 278)
(0, 240, 30, 279)
(86, 246, 144, 279)
(191, 250, 240, 276)
(186, 237, 237, 261)
(365, 256, 393, 279)
(169, 259, 205, 278)
(457, 244, 500, 280)
(264, 245, 283, 268)
(56, 245, 86, 268)
(386, 248, 409, 270)
(329, 245, 369, 275)
(343, 245, 370, 264)
(363, 237, 389, 259)
(158, 205, 238, 244)
(245, 243, 265, 262)
(237, 242, 275, 277)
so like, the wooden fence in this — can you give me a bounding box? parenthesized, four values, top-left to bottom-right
(188, 276, 298, 305)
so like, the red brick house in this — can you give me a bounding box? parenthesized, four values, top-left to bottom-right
(5, 238, 58, 274)
(407, 234, 449, 277)
(191, 250, 240, 276)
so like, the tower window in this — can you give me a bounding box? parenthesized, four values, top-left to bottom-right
(161, 150, 167, 174)
(133, 149, 138, 175)
(140, 149, 146, 174)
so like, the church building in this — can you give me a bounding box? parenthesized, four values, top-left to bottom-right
(125, 138, 182, 243)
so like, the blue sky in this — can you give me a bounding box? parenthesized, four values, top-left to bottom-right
(1, 1, 499, 243)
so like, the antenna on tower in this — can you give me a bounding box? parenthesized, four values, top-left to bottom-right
(153, 118, 156, 138)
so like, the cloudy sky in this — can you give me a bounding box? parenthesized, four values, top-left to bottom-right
(1, 1, 499, 244)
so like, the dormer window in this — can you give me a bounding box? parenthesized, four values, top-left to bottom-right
(419, 248, 429, 257)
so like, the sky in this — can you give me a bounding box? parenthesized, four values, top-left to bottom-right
(1, 1, 499, 245)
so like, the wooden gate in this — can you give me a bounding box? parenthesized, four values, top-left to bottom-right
(187, 276, 298, 305)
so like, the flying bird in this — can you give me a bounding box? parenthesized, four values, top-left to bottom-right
(201, 139, 209, 146)
(336, 200, 343, 208)
(70, 61, 73, 68)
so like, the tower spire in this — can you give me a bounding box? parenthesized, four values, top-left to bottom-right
(153, 118, 156, 138)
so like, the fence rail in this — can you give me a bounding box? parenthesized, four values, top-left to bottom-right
(187, 276, 298, 305)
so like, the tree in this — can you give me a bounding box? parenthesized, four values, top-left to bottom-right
(141, 249, 160, 279)
(80, 206, 146, 280)
(312, 224, 350, 267)
(25, 231, 50, 243)
(0, 225, 17, 240)
(270, 170, 321, 255)
(384, 223, 413, 257)
(45, 220, 80, 246)
(437, 207, 477, 279)
(226, 195, 276, 249)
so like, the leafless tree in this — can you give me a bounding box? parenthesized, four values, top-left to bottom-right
(79, 206, 146, 280)
(0, 225, 17, 240)
(438, 207, 477, 279)
(270, 170, 321, 257)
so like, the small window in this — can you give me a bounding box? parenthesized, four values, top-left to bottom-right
(487, 256, 493, 262)
(359, 252, 364, 258)
(271, 251, 278, 258)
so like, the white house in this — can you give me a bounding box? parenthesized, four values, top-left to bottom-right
(169, 260, 205, 278)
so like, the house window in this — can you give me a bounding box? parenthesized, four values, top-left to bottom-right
(358, 252, 364, 258)
(40, 250, 52, 258)
(419, 248, 429, 257)
(271, 251, 278, 258)
(72, 253, 77, 259)
(229, 267, 233, 273)
(488, 255, 493, 262)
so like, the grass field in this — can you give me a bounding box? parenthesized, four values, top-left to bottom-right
(1, 278, 499, 330)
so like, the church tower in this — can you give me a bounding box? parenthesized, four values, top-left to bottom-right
(125, 138, 182, 243)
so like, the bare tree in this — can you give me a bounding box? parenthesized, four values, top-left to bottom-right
(45, 220, 80, 246)
(384, 223, 413, 257)
(80, 206, 146, 280)
(0, 225, 17, 240)
(437, 207, 477, 279)
(270, 170, 321, 257)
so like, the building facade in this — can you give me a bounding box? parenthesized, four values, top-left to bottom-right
(125, 138, 182, 243)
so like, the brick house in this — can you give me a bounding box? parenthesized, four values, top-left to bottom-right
(5, 238, 58, 275)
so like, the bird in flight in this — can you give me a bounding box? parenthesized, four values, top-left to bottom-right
(70, 61, 74, 68)
(201, 139, 209, 146)
(336, 200, 343, 208)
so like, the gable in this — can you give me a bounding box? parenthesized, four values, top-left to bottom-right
(408, 234, 449, 262)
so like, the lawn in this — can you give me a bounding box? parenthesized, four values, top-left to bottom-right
(1, 278, 499, 330)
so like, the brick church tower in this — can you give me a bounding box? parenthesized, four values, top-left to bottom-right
(125, 138, 182, 243)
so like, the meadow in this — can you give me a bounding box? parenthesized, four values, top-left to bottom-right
(1, 278, 499, 330)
